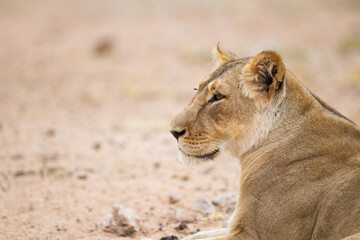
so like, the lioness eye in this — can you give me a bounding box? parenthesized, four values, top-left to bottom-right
(209, 92, 225, 103)
(215, 93, 224, 100)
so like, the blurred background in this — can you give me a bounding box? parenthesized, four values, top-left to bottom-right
(1, 0, 360, 239)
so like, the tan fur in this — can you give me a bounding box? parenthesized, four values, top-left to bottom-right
(213, 42, 239, 67)
(170, 45, 360, 240)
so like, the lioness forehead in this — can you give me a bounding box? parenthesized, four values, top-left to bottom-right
(198, 57, 251, 91)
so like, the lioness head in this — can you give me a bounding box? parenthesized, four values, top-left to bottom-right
(170, 44, 286, 164)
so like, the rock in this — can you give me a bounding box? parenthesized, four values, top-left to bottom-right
(222, 206, 235, 213)
(55, 224, 67, 232)
(45, 128, 56, 137)
(171, 208, 184, 221)
(158, 224, 166, 231)
(14, 170, 36, 177)
(100, 204, 139, 236)
(192, 198, 215, 215)
(94, 38, 115, 56)
(161, 236, 178, 240)
(168, 192, 181, 204)
(40, 153, 59, 163)
(175, 221, 188, 231)
(171, 208, 199, 222)
(76, 172, 88, 180)
(92, 142, 101, 151)
(153, 162, 161, 169)
(213, 193, 237, 208)
(181, 175, 190, 181)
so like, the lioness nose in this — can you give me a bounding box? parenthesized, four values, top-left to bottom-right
(170, 129, 186, 140)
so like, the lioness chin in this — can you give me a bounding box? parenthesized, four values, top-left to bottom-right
(170, 44, 360, 240)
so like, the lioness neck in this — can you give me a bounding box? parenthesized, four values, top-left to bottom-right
(237, 71, 360, 176)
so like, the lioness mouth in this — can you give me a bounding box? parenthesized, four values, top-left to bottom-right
(191, 149, 220, 159)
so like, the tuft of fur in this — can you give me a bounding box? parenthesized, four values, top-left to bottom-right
(213, 42, 239, 67)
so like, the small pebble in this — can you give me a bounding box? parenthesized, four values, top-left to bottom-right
(175, 222, 188, 231)
(94, 38, 114, 56)
(45, 128, 56, 137)
(213, 193, 237, 208)
(14, 170, 36, 177)
(158, 224, 166, 231)
(168, 192, 181, 204)
(223, 206, 235, 213)
(77, 172, 88, 180)
(100, 204, 139, 236)
(153, 162, 161, 169)
(192, 198, 215, 215)
(182, 175, 190, 181)
(160, 236, 178, 240)
(92, 142, 101, 151)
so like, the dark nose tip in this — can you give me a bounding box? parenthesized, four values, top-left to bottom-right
(170, 129, 186, 140)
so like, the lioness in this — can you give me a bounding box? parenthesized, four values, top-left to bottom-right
(170, 44, 360, 240)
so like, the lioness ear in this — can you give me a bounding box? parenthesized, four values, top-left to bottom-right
(241, 50, 285, 100)
(213, 42, 239, 66)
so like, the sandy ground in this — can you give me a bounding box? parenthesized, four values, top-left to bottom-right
(1, 0, 360, 239)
